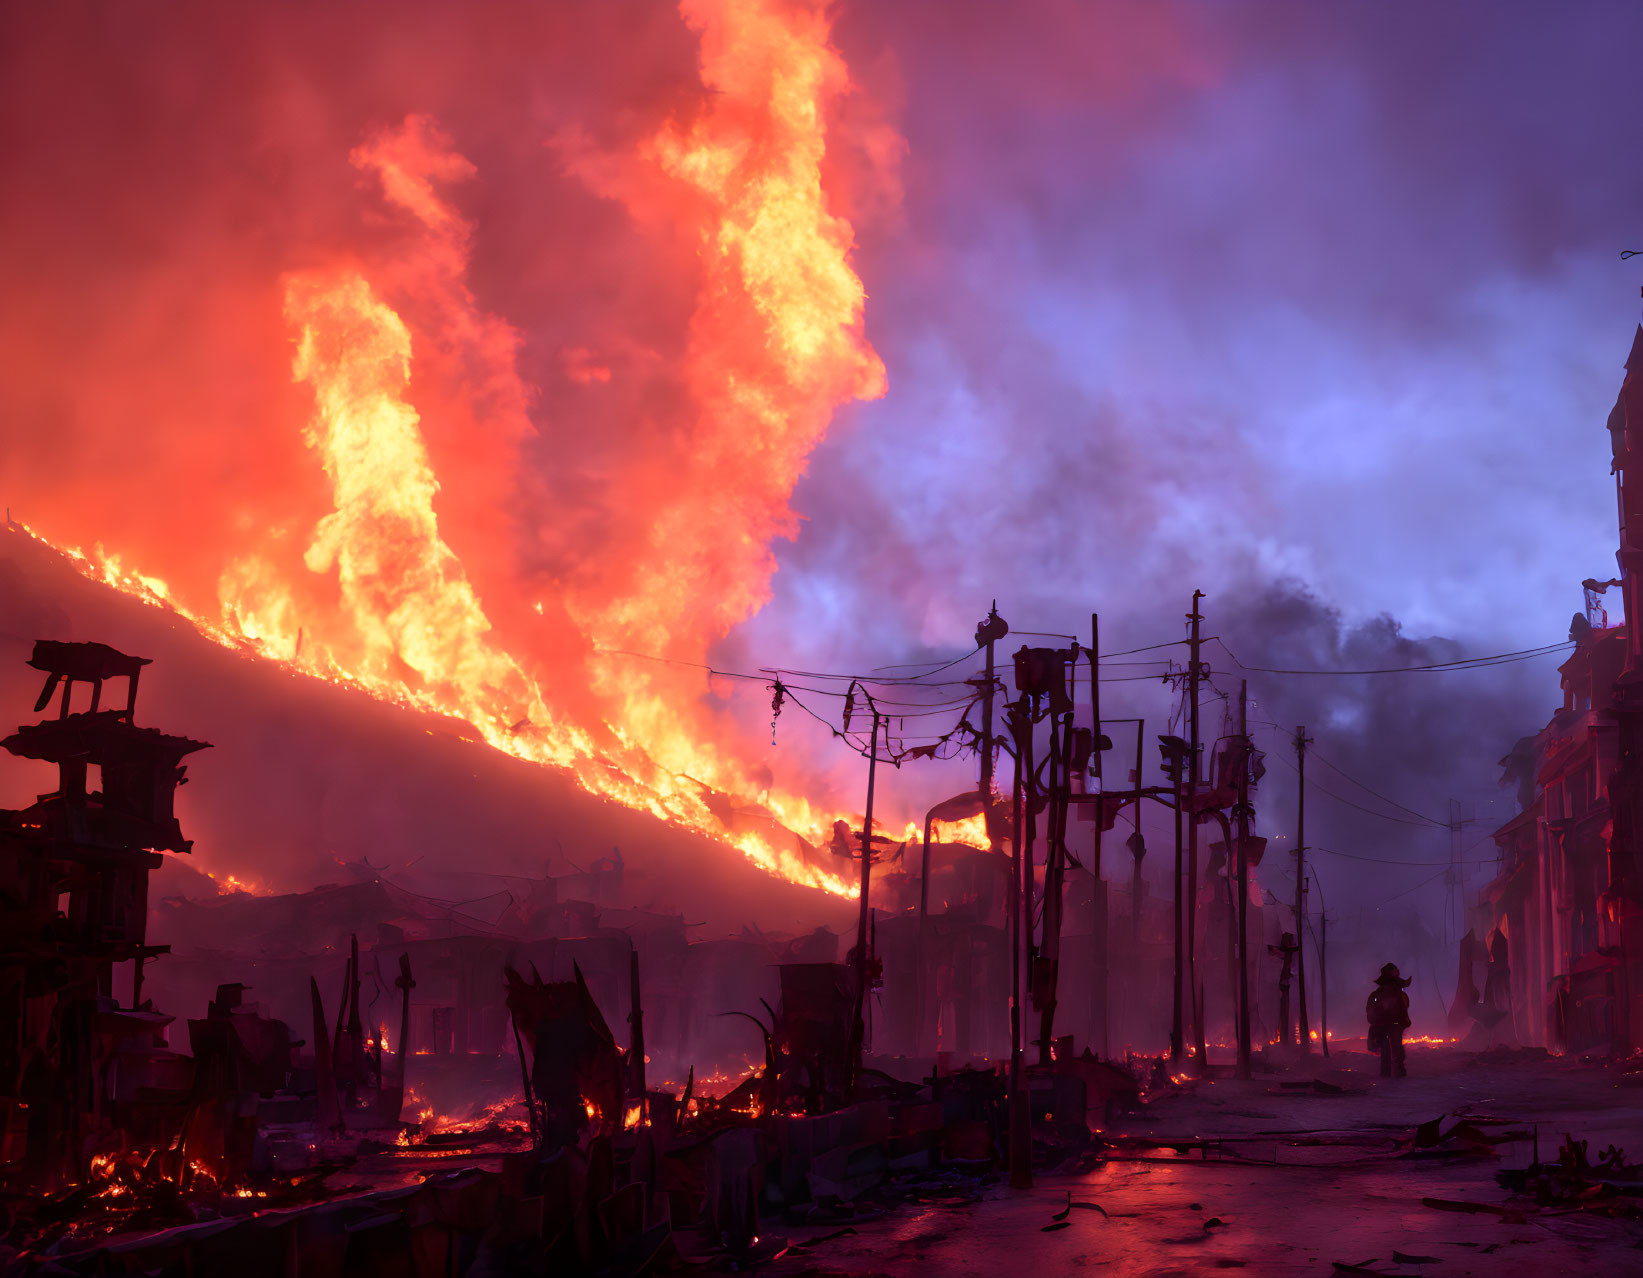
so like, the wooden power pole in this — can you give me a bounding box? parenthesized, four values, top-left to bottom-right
(1319, 904, 1330, 1057)
(1294, 725, 1312, 1051)
(1007, 695, 1032, 1188)
(1167, 733, 1186, 1063)
(848, 690, 882, 1092)
(976, 605, 1007, 837)
(1234, 680, 1253, 1080)
(1130, 720, 1145, 938)
(1186, 592, 1206, 1071)
(1089, 613, 1108, 1058)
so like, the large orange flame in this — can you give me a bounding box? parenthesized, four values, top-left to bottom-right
(12, 1, 920, 898)
(581, 0, 886, 653)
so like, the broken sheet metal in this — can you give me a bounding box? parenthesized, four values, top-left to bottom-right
(504, 962, 623, 1150)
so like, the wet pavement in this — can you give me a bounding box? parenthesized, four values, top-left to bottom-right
(775, 1045, 1643, 1276)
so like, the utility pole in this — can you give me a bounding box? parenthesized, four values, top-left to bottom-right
(848, 687, 882, 1092)
(1164, 734, 1187, 1063)
(1459, 802, 1468, 945)
(1310, 865, 1330, 1058)
(1037, 676, 1077, 1063)
(1038, 709, 1062, 1065)
(1090, 613, 1109, 1058)
(1319, 905, 1330, 1057)
(1294, 726, 1312, 1052)
(1186, 592, 1206, 1071)
(976, 605, 1008, 843)
(1007, 696, 1032, 1188)
(1130, 721, 1145, 944)
(1052, 698, 1073, 1051)
(1234, 680, 1253, 1080)
(1126, 719, 1146, 1051)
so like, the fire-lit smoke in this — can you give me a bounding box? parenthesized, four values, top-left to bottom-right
(575, 0, 886, 654)
(1, 0, 899, 896)
(560, 0, 889, 832)
(219, 114, 550, 730)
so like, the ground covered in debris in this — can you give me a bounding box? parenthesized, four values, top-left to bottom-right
(772, 1045, 1643, 1277)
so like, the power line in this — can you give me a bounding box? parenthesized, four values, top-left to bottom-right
(1210, 673, 1463, 831)
(1368, 866, 1452, 908)
(1256, 727, 1446, 828)
(871, 648, 987, 672)
(781, 686, 981, 766)
(1213, 636, 1573, 677)
(1202, 673, 1443, 830)
(594, 646, 981, 708)
(1104, 639, 1188, 658)
(1247, 720, 1450, 829)
(763, 647, 982, 684)
(1311, 846, 1496, 868)
(1303, 743, 1450, 827)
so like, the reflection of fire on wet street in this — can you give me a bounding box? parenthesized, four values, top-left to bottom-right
(761, 1050, 1643, 1277)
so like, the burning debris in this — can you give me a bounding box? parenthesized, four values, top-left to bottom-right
(0, 583, 1385, 1273)
(0, 636, 1149, 1276)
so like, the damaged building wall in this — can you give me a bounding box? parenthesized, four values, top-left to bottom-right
(1479, 325, 1643, 1056)
(0, 641, 211, 1191)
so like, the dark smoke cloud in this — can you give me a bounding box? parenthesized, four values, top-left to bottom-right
(1208, 580, 1549, 1020)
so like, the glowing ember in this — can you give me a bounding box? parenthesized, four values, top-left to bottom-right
(78, 1147, 237, 1210)
(933, 813, 990, 847)
(420, 1099, 529, 1136)
(901, 814, 990, 848)
(208, 871, 271, 896)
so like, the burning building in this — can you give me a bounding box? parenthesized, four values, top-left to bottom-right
(1477, 323, 1643, 1055)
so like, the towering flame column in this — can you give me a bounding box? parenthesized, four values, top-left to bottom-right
(579, 0, 887, 660)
